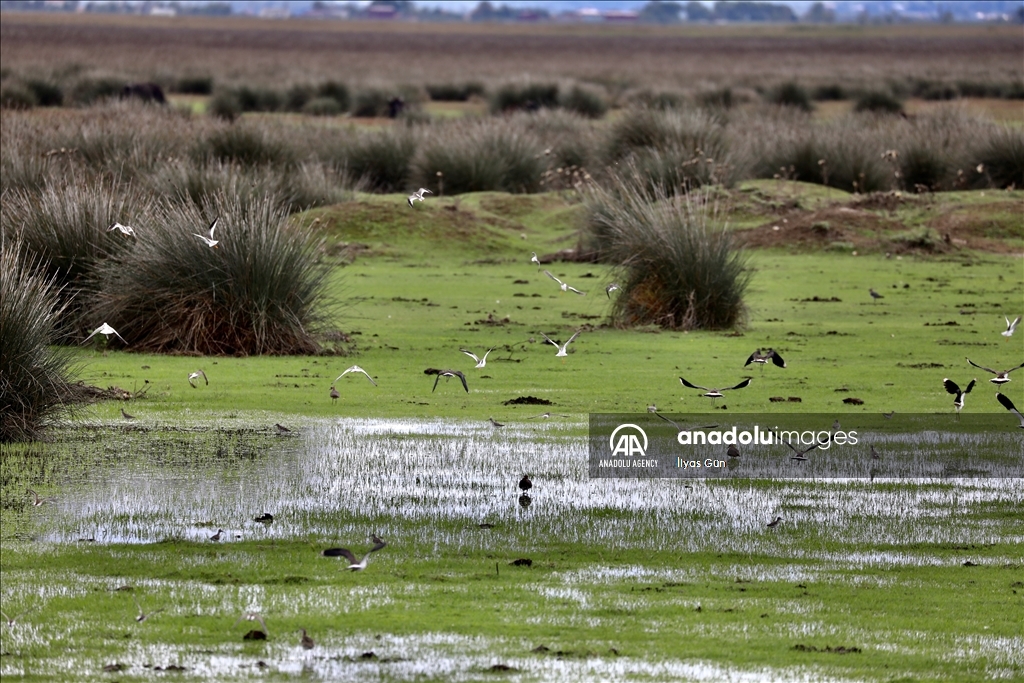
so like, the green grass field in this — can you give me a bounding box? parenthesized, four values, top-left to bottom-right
(2, 182, 1022, 681)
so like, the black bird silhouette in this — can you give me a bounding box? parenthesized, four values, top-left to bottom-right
(744, 348, 786, 369)
(518, 475, 533, 493)
(431, 369, 468, 393)
(322, 535, 387, 571)
(996, 393, 1024, 428)
(942, 378, 976, 420)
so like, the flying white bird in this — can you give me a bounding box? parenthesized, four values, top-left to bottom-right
(333, 365, 377, 386)
(232, 612, 269, 635)
(107, 222, 136, 237)
(543, 270, 585, 295)
(322, 535, 387, 571)
(188, 369, 208, 388)
(82, 323, 127, 345)
(605, 283, 620, 298)
(407, 188, 432, 207)
(460, 348, 493, 369)
(679, 377, 752, 400)
(966, 358, 1024, 385)
(1003, 316, 1021, 338)
(193, 217, 219, 248)
(541, 330, 581, 357)
(132, 596, 164, 623)
(530, 252, 541, 268)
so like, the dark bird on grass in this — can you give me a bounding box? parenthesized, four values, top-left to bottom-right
(488, 417, 505, 428)
(767, 516, 783, 528)
(679, 377, 752, 403)
(193, 217, 219, 248)
(107, 222, 136, 237)
(431, 369, 469, 393)
(120, 408, 135, 421)
(543, 270, 586, 296)
(942, 378, 976, 421)
(461, 348, 493, 369)
(605, 283, 620, 298)
(275, 423, 292, 433)
(407, 188, 431, 207)
(870, 445, 881, 460)
(330, 386, 340, 404)
(83, 322, 127, 345)
(784, 439, 823, 461)
(869, 288, 884, 303)
(518, 475, 533, 493)
(727, 445, 740, 459)
(254, 513, 274, 524)
(333, 365, 377, 387)
(996, 393, 1024, 428)
(210, 529, 224, 541)
(300, 628, 315, 650)
(744, 348, 786, 369)
(188, 369, 208, 388)
(322, 535, 387, 571)
(541, 331, 581, 358)
(232, 612, 268, 635)
(966, 358, 1024, 385)
(1003, 316, 1020, 338)
(132, 596, 164, 623)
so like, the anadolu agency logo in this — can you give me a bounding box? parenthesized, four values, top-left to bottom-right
(609, 423, 649, 457)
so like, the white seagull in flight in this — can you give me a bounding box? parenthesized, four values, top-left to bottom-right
(1003, 316, 1020, 338)
(543, 270, 585, 296)
(107, 222, 136, 237)
(407, 188, 432, 207)
(460, 348, 493, 368)
(188, 369, 208, 388)
(193, 217, 219, 248)
(541, 330, 581, 357)
(530, 252, 541, 268)
(83, 322, 127, 345)
(333, 365, 377, 386)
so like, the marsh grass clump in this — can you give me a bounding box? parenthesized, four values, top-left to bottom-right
(416, 120, 544, 194)
(490, 81, 560, 113)
(583, 179, 748, 330)
(174, 75, 214, 95)
(232, 85, 283, 113)
(0, 243, 77, 442)
(24, 78, 64, 107)
(302, 97, 342, 117)
(207, 89, 241, 121)
(197, 124, 296, 167)
(0, 83, 36, 110)
(425, 81, 486, 101)
(69, 75, 126, 106)
(560, 84, 608, 119)
(352, 87, 394, 117)
(767, 82, 813, 112)
(343, 128, 417, 192)
(92, 193, 329, 355)
(974, 126, 1024, 189)
(854, 90, 904, 114)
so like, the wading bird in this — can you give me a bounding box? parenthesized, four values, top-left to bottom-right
(407, 188, 432, 207)
(518, 475, 532, 493)
(461, 348, 493, 369)
(727, 445, 740, 459)
(333, 365, 377, 387)
(488, 417, 505, 428)
(526, 412, 569, 419)
(430, 369, 469, 393)
(543, 270, 585, 295)
(679, 377, 752, 403)
(744, 348, 786, 369)
(300, 628, 315, 650)
(107, 222, 136, 237)
(193, 217, 219, 248)
(210, 529, 225, 541)
(541, 330, 581, 358)
(322, 535, 387, 571)
(942, 378, 976, 420)
(26, 489, 54, 506)
(767, 516, 783, 528)
(120, 408, 135, 421)
(274, 423, 292, 433)
(83, 322, 127, 345)
(996, 393, 1024, 428)
(869, 288, 884, 303)
(132, 596, 164, 623)
(233, 612, 269, 635)
(870, 445, 881, 460)
(966, 358, 1024, 385)
(1003, 316, 1021, 338)
(188, 369, 208, 388)
(605, 283, 620, 298)
(330, 386, 340, 404)
(254, 513, 274, 524)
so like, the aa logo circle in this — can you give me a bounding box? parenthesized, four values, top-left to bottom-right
(609, 424, 648, 457)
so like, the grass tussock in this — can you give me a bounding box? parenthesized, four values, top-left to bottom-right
(342, 128, 417, 193)
(92, 193, 330, 356)
(416, 119, 544, 194)
(0, 242, 77, 442)
(583, 178, 748, 330)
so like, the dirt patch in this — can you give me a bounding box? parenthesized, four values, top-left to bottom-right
(737, 205, 894, 250)
(503, 396, 553, 406)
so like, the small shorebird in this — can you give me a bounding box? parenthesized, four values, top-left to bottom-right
(275, 423, 292, 433)
(518, 475, 533, 493)
(83, 322, 127, 345)
(330, 386, 340, 404)
(233, 612, 268, 635)
(300, 628, 315, 650)
(254, 513, 274, 524)
(543, 270, 585, 295)
(188, 369, 208, 388)
(488, 417, 505, 428)
(210, 529, 225, 541)
(870, 445, 881, 460)
(530, 252, 541, 268)
(784, 439, 822, 461)
(966, 358, 1024, 385)
(942, 378, 976, 420)
(1003, 316, 1020, 338)
(431, 369, 468, 393)
(647, 404, 658, 413)
(605, 283, 620, 298)
(407, 188, 432, 207)
(996, 393, 1024, 428)
(744, 348, 786, 369)
(26, 489, 54, 506)
(132, 596, 164, 623)
(322, 535, 387, 571)
(869, 288, 884, 303)
(679, 377, 752, 402)
(107, 222, 136, 237)
(461, 348, 493, 369)
(193, 217, 219, 248)
(766, 516, 783, 528)
(120, 408, 135, 421)
(333, 365, 377, 386)
(541, 331, 581, 358)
